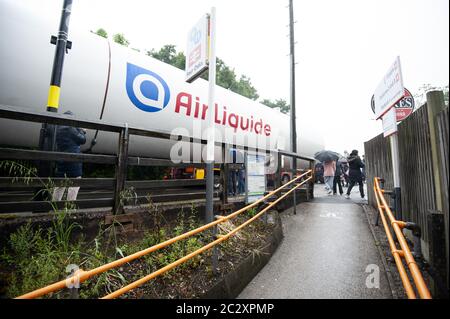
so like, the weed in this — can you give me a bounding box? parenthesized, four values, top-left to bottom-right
(247, 207, 258, 217)
(0, 161, 224, 298)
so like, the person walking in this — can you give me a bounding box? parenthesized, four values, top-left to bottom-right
(333, 160, 344, 195)
(228, 168, 237, 196)
(345, 150, 365, 199)
(322, 160, 336, 195)
(237, 166, 245, 195)
(342, 161, 349, 187)
(52, 111, 87, 202)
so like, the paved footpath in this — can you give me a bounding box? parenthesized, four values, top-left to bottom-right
(238, 185, 393, 299)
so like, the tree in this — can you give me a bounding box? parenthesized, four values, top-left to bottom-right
(235, 75, 259, 100)
(443, 84, 449, 106)
(413, 83, 449, 107)
(147, 45, 185, 70)
(113, 33, 130, 47)
(95, 28, 108, 38)
(260, 98, 290, 114)
(216, 58, 237, 90)
(147, 45, 260, 100)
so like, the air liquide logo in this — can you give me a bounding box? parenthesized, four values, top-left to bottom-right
(126, 62, 170, 112)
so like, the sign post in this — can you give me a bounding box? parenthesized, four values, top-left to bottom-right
(205, 7, 216, 225)
(186, 9, 216, 223)
(374, 56, 405, 220)
(186, 8, 217, 273)
(206, 7, 217, 274)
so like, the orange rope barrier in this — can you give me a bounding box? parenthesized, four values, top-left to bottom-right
(16, 170, 312, 299)
(373, 177, 432, 299)
(101, 176, 312, 299)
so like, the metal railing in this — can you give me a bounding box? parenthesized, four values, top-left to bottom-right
(1, 104, 315, 214)
(16, 169, 313, 299)
(373, 177, 432, 299)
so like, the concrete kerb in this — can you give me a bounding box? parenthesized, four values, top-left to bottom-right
(1, 202, 282, 299)
(200, 210, 284, 299)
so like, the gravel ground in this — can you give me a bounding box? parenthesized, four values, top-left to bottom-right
(362, 202, 434, 299)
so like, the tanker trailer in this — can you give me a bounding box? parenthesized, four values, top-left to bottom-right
(0, 0, 324, 166)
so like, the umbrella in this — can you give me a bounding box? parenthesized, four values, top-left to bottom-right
(314, 150, 340, 162)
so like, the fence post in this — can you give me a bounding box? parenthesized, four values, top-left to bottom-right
(275, 152, 281, 190)
(69, 286, 79, 299)
(221, 144, 228, 205)
(426, 91, 447, 294)
(426, 91, 446, 215)
(435, 108, 449, 293)
(427, 210, 448, 298)
(113, 124, 129, 215)
(309, 159, 314, 199)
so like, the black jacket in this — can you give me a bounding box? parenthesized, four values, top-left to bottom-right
(347, 155, 364, 182)
(334, 161, 344, 176)
(55, 126, 86, 178)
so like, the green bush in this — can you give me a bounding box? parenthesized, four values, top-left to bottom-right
(0, 161, 208, 298)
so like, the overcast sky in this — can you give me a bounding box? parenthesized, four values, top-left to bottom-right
(16, 0, 450, 155)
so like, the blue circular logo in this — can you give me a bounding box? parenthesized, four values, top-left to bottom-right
(126, 62, 170, 112)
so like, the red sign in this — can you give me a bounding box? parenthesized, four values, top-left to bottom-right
(394, 88, 414, 121)
(371, 88, 415, 122)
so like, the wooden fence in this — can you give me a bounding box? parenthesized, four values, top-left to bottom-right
(436, 107, 449, 289)
(397, 103, 437, 244)
(364, 92, 449, 295)
(365, 130, 393, 210)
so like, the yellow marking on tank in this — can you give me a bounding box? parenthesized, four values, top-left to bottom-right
(47, 85, 60, 108)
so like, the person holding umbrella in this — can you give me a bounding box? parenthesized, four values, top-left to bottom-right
(314, 150, 340, 195)
(345, 149, 365, 199)
(323, 160, 335, 194)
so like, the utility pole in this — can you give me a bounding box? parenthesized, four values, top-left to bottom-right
(289, 0, 297, 214)
(38, 0, 73, 177)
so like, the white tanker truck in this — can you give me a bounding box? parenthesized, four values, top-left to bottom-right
(0, 1, 324, 177)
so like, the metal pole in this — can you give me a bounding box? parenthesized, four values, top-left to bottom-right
(244, 152, 248, 203)
(206, 7, 217, 273)
(289, 0, 297, 214)
(38, 0, 73, 177)
(390, 133, 402, 220)
(205, 7, 216, 223)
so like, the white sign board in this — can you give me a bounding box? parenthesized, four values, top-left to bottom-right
(246, 153, 266, 203)
(373, 56, 405, 119)
(185, 14, 209, 83)
(382, 106, 398, 137)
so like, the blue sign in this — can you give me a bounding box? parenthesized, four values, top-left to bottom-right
(126, 62, 170, 112)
